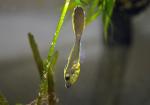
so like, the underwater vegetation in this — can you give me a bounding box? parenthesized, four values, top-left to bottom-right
(0, 0, 150, 104)
(0, 0, 119, 105)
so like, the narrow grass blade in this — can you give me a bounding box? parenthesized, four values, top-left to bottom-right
(47, 0, 71, 62)
(28, 32, 44, 79)
(49, 51, 59, 73)
(47, 51, 59, 105)
(48, 51, 59, 91)
(103, 0, 116, 43)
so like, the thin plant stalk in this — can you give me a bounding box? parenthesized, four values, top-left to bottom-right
(47, 0, 71, 62)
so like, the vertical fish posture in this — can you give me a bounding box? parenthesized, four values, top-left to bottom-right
(64, 6, 85, 88)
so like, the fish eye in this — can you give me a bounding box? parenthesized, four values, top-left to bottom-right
(65, 73, 70, 81)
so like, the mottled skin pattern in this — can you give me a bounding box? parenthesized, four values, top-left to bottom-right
(64, 39, 81, 88)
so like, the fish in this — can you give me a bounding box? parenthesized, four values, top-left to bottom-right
(64, 6, 85, 88)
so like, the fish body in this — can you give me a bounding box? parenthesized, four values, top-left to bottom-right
(64, 6, 85, 88)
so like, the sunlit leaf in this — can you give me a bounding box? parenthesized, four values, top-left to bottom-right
(47, 0, 71, 62)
